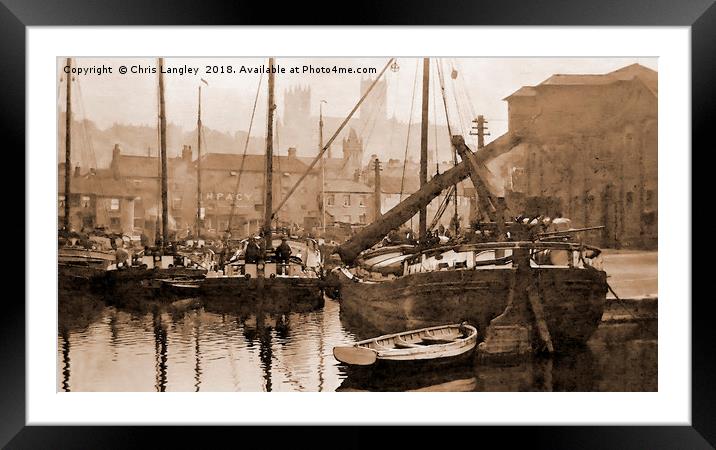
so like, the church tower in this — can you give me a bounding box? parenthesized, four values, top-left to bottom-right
(283, 85, 311, 130)
(342, 128, 363, 176)
(359, 77, 387, 122)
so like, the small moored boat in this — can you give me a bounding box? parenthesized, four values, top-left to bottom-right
(333, 323, 478, 367)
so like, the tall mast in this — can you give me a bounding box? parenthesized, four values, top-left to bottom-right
(158, 58, 168, 250)
(63, 57, 72, 230)
(196, 85, 202, 239)
(319, 100, 326, 234)
(263, 57, 275, 243)
(419, 58, 430, 239)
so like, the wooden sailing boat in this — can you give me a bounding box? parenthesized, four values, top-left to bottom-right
(58, 58, 117, 292)
(199, 58, 324, 310)
(332, 58, 608, 355)
(102, 58, 206, 302)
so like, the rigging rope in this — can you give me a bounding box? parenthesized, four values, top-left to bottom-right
(75, 76, 112, 225)
(399, 59, 420, 201)
(436, 59, 463, 233)
(431, 63, 440, 175)
(360, 86, 388, 156)
(429, 184, 455, 231)
(227, 72, 264, 233)
(272, 58, 395, 217)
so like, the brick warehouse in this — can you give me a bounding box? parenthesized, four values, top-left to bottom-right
(495, 64, 657, 249)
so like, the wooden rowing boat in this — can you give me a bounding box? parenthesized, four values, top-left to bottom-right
(333, 323, 478, 366)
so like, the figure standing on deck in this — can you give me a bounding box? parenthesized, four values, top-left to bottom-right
(276, 237, 292, 263)
(245, 237, 260, 264)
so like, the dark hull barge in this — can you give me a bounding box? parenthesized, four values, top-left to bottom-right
(336, 242, 607, 352)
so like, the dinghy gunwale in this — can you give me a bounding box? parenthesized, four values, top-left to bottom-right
(335, 323, 478, 364)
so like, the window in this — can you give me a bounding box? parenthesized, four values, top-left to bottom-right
(359, 196, 365, 207)
(359, 214, 366, 224)
(173, 197, 182, 209)
(327, 194, 335, 206)
(58, 195, 65, 209)
(343, 195, 351, 207)
(110, 217, 121, 229)
(110, 198, 120, 210)
(80, 196, 91, 208)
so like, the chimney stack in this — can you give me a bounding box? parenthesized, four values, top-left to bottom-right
(182, 144, 192, 162)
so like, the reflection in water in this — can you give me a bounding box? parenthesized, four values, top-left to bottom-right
(194, 317, 201, 392)
(153, 308, 168, 392)
(60, 330, 71, 392)
(57, 294, 656, 392)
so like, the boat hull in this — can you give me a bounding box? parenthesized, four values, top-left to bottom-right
(102, 267, 206, 302)
(58, 264, 107, 294)
(336, 267, 607, 351)
(199, 276, 325, 313)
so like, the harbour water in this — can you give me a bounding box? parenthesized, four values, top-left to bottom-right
(57, 293, 656, 392)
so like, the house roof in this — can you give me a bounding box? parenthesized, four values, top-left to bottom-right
(503, 63, 658, 100)
(113, 155, 162, 178)
(502, 86, 537, 100)
(324, 179, 373, 194)
(297, 156, 349, 174)
(608, 63, 658, 95)
(200, 153, 315, 174)
(378, 176, 420, 195)
(58, 173, 134, 197)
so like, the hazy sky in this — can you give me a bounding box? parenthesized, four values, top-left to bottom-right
(58, 57, 657, 139)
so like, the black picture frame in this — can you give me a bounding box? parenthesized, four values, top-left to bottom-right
(8, 0, 707, 447)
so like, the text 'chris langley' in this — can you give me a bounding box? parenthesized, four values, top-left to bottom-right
(63, 64, 201, 76)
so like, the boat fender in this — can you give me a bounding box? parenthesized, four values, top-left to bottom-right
(244, 273, 251, 279)
(270, 273, 276, 278)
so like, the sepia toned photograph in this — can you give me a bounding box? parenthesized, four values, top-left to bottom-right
(57, 56, 657, 393)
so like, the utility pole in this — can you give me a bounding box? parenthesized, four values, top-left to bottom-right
(319, 100, 327, 234)
(470, 115, 490, 149)
(63, 57, 72, 231)
(196, 85, 202, 239)
(263, 57, 275, 247)
(470, 114, 491, 225)
(374, 158, 382, 221)
(158, 57, 168, 251)
(419, 57, 430, 239)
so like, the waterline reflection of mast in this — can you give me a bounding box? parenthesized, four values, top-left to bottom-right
(194, 315, 202, 392)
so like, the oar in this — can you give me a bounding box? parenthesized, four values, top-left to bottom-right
(333, 346, 377, 366)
